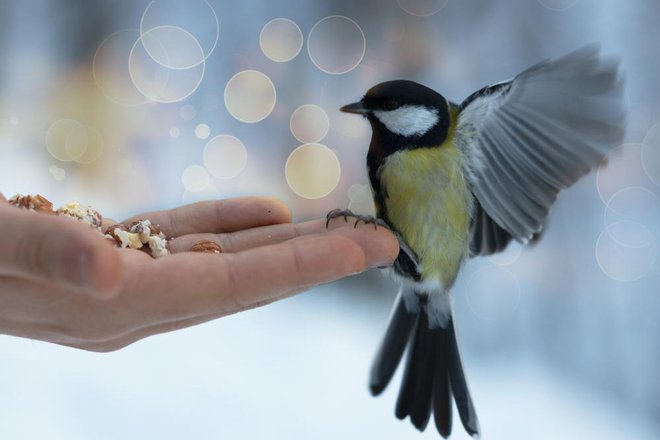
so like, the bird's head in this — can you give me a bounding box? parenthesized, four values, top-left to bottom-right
(340, 80, 450, 151)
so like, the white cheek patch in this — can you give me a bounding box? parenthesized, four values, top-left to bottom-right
(373, 105, 439, 137)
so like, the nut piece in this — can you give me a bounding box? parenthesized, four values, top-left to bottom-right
(148, 235, 170, 259)
(104, 224, 143, 249)
(129, 219, 154, 244)
(57, 202, 103, 230)
(9, 194, 56, 214)
(104, 224, 128, 242)
(8, 194, 173, 259)
(190, 240, 223, 254)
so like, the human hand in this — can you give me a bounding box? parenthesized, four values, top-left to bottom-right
(0, 193, 398, 351)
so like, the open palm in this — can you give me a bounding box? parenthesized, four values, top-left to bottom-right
(0, 194, 398, 351)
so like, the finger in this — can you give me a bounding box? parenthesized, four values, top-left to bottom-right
(0, 193, 6, 203)
(0, 208, 123, 298)
(168, 218, 334, 253)
(140, 223, 399, 320)
(74, 282, 314, 352)
(121, 197, 292, 237)
(101, 218, 118, 231)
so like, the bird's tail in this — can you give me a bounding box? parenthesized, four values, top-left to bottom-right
(369, 292, 480, 439)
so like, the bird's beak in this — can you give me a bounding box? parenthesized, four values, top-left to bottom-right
(340, 101, 369, 115)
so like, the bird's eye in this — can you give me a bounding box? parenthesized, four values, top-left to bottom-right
(384, 100, 399, 111)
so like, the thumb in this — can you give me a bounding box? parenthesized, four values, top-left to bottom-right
(0, 205, 123, 299)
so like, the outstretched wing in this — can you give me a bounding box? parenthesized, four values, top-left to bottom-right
(456, 45, 626, 256)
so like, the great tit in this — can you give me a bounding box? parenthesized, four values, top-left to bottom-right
(332, 45, 626, 438)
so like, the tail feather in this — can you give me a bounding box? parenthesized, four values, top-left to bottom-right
(432, 328, 452, 438)
(369, 293, 417, 396)
(446, 319, 481, 437)
(395, 312, 435, 431)
(370, 294, 480, 438)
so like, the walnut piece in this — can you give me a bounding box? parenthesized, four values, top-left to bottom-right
(190, 240, 223, 254)
(8, 194, 55, 214)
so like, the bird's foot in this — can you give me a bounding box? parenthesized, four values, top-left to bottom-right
(325, 209, 389, 231)
(325, 208, 419, 269)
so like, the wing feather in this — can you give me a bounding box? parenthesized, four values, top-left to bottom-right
(458, 45, 626, 248)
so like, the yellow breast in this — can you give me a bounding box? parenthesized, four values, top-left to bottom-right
(378, 142, 471, 288)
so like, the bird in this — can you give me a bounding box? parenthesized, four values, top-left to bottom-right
(329, 45, 626, 438)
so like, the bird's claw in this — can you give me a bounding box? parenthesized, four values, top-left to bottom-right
(325, 209, 389, 231)
(326, 208, 419, 269)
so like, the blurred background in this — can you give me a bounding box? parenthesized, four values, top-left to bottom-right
(1, 0, 660, 438)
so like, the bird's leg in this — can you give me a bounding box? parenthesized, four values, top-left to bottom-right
(325, 209, 419, 268)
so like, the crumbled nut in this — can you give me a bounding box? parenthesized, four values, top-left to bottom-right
(104, 223, 127, 243)
(9, 193, 173, 259)
(129, 219, 153, 243)
(148, 223, 162, 236)
(57, 202, 103, 230)
(9, 194, 56, 214)
(104, 224, 142, 249)
(190, 240, 223, 254)
(148, 235, 170, 258)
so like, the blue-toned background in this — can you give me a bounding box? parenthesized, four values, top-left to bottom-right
(1, 1, 659, 439)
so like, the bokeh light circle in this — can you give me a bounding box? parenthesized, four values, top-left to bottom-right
(45, 119, 88, 162)
(129, 26, 205, 103)
(307, 15, 366, 75)
(537, 0, 578, 11)
(195, 123, 211, 140)
(140, 0, 219, 69)
(203, 135, 248, 179)
(603, 186, 660, 246)
(93, 30, 149, 107)
(465, 265, 521, 321)
(642, 121, 660, 187)
(74, 126, 105, 164)
(290, 104, 330, 144)
(595, 223, 657, 282)
(285, 143, 341, 199)
(260, 18, 303, 63)
(181, 165, 210, 192)
(169, 127, 180, 138)
(139, 25, 206, 70)
(596, 143, 653, 204)
(224, 70, 276, 123)
(396, 0, 449, 17)
(348, 184, 376, 216)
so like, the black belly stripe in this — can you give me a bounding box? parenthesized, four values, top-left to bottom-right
(394, 251, 422, 281)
